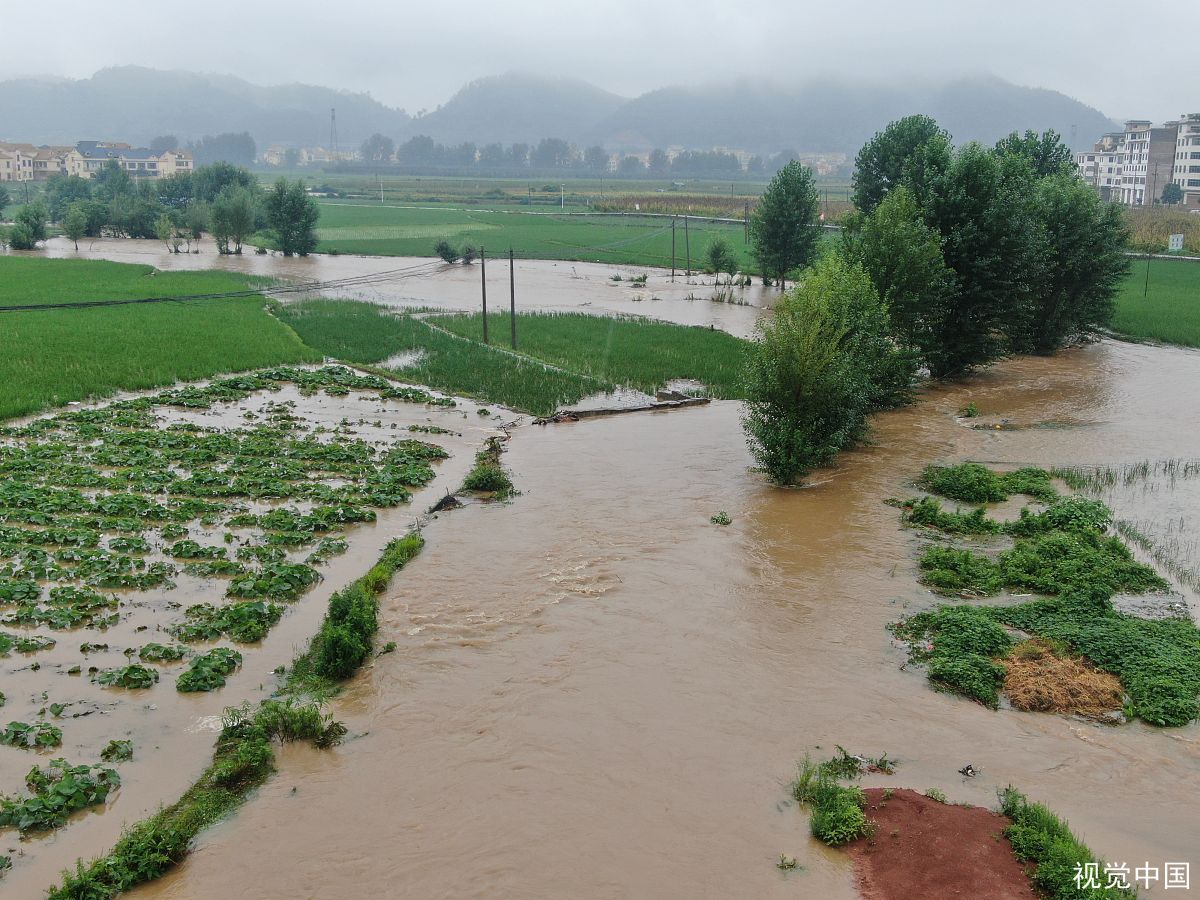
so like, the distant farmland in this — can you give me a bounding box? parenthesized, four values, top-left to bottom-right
(308, 201, 757, 270)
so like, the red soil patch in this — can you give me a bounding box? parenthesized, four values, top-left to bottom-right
(844, 788, 1037, 900)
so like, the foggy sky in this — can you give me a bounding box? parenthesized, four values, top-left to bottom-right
(3, 0, 1196, 124)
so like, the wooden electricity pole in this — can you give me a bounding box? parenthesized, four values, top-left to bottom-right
(684, 216, 691, 280)
(509, 248, 517, 349)
(671, 218, 677, 282)
(480, 246, 488, 344)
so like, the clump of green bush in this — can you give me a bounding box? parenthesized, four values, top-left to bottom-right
(893, 606, 1015, 708)
(461, 437, 513, 498)
(789, 754, 874, 846)
(100, 740, 133, 762)
(919, 531, 1167, 598)
(290, 532, 424, 688)
(917, 463, 1058, 504)
(94, 665, 159, 690)
(744, 253, 916, 485)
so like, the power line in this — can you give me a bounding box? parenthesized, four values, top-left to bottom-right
(0, 260, 445, 313)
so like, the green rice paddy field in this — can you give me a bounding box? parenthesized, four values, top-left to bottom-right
(0, 249, 1196, 424)
(309, 201, 757, 269)
(1112, 258, 1200, 347)
(0, 258, 319, 420)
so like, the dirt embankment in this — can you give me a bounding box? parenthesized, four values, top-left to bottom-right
(844, 789, 1036, 900)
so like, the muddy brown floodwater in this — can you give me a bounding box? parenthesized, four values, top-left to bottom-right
(110, 338, 1200, 900)
(31, 237, 769, 338)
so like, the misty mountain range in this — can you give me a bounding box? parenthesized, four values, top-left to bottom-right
(0, 67, 1117, 157)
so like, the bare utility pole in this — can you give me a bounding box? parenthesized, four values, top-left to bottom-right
(481, 247, 488, 344)
(671, 218, 677, 282)
(744, 202, 749, 243)
(329, 108, 338, 155)
(509, 249, 517, 349)
(684, 216, 691, 280)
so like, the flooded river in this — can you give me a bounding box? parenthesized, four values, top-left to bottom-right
(116, 339, 1200, 899)
(7, 243, 1199, 897)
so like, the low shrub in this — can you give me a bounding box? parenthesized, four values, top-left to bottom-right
(790, 755, 873, 847)
(918, 464, 1058, 504)
(918, 546, 1003, 594)
(292, 532, 424, 688)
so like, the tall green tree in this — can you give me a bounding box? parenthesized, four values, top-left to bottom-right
(842, 185, 955, 365)
(0, 186, 11, 218)
(584, 146, 610, 174)
(210, 187, 257, 254)
(994, 129, 1076, 178)
(92, 160, 134, 202)
(264, 179, 319, 257)
(750, 161, 820, 287)
(1162, 183, 1183, 205)
(743, 252, 913, 485)
(62, 204, 89, 251)
(1017, 174, 1129, 353)
(14, 203, 48, 244)
(920, 145, 1045, 377)
(852, 115, 951, 214)
(360, 133, 395, 162)
(705, 237, 739, 282)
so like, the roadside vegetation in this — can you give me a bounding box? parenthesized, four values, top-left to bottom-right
(892, 464, 1200, 726)
(48, 521, 427, 898)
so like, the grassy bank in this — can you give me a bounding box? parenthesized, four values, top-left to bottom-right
(276, 299, 748, 415)
(0, 257, 319, 420)
(1111, 258, 1200, 347)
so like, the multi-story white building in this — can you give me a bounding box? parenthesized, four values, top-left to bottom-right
(1075, 132, 1125, 201)
(1115, 120, 1180, 206)
(1174, 113, 1200, 210)
(1076, 117, 1200, 207)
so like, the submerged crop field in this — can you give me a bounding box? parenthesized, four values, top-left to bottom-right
(0, 364, 481, 885)
(277, 299, 750, 415)
(0, 258, 320, 421)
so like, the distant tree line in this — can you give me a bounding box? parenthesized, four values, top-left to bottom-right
(2, 161, 318, 257)
(339, 134, 809, 178)
(744, 116, 1129, 484)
